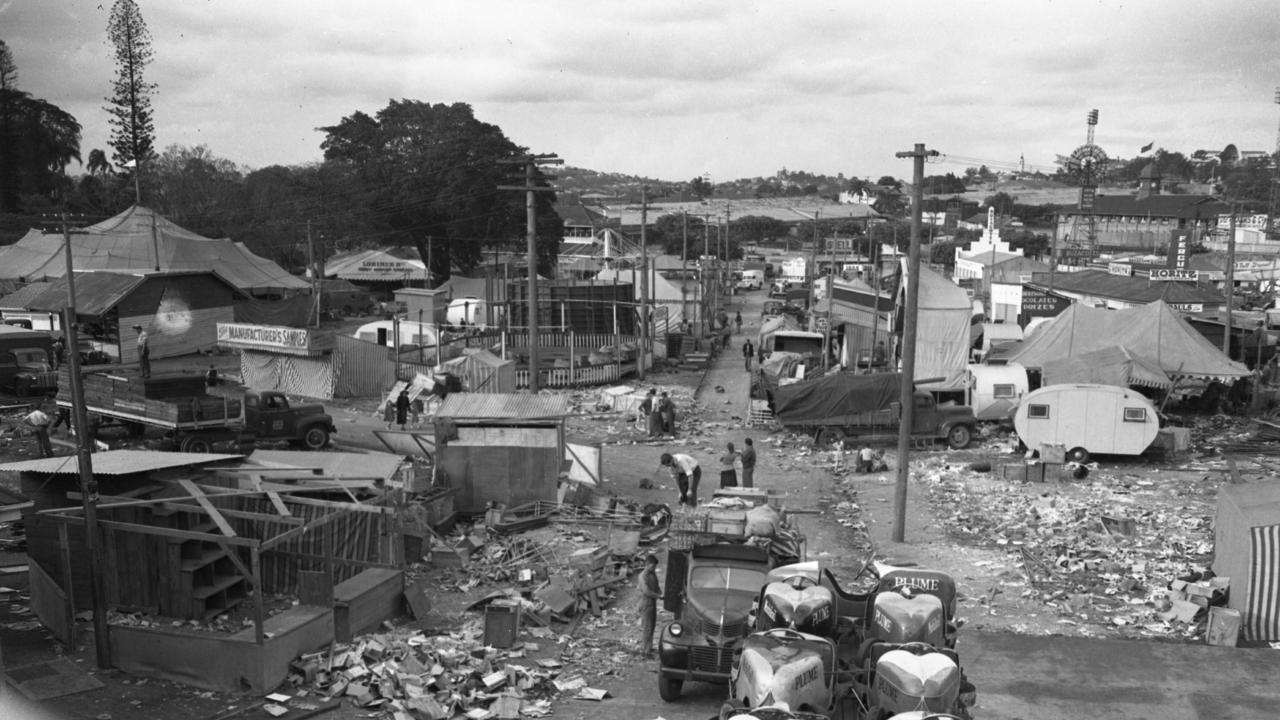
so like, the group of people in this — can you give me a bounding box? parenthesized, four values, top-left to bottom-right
(383, 390, 427, 430)
(638, 388, 678, 438)
(658, 437, 757, 506)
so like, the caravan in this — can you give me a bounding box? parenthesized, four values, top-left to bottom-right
(966, 363, 1028, 422)
(1012, 383, 1159, 463)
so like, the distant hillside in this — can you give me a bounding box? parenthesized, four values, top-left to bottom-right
(558, 166, 852, 203)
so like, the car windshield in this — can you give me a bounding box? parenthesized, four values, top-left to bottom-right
(690, 566, 766, 593)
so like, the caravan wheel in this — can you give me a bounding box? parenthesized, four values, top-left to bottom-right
(1067, 447, 1090, 464)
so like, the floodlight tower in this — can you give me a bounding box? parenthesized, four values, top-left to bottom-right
(1067, 109, 1108, 249)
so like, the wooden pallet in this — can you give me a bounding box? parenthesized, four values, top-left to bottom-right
(748, 399, 776, 426)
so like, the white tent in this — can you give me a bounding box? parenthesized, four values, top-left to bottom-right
(901, 263, 972, 390)
(324, 248, 429, 283)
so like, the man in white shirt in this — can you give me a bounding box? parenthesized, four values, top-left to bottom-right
(660, 452, 701, 506)
(23, 406, 53, 457)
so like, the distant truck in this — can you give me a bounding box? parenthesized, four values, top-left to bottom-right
(57, 371, 335, 452)
(1012, 383, 1159, 463)
(772, 371, 978, 449)
(0, 325, 57, 396)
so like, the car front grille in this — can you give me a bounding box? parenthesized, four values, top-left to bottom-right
(689, 646, 734, 674)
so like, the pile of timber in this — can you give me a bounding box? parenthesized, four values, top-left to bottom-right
(57, 369, 241, 424)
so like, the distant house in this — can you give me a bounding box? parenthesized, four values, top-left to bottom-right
(1055, 163, 1228, 252)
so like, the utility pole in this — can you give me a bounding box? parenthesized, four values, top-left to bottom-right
(892, 143, 939, 543)
(307, 220, 320, 328)
(724, 205, 732, 294)
(499, 154, 562, 392)
(1225, 208, 1236, 356)
(810, 210, 820, 286)
(681, 212, 689, 330)
(60, 213, 111, 669)
(639, 185, 650, 380)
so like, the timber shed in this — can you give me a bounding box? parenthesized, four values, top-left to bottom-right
(1, 450, 406, 692)
(434, 393, 570, 514)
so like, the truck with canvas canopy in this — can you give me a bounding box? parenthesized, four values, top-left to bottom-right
(772, 372, 977, 449)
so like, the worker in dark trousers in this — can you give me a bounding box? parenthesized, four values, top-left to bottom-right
(661, 452, 701, 506)
(23, 405, 53, 457)
(636, 554, 662, 657)
(133, 324, 151, 378)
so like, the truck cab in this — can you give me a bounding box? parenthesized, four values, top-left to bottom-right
(909, 391, 977, 449)
(243, 390, 335, 449)
(658, 543, 773, 701)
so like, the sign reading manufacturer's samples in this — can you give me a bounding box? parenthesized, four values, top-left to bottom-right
(216, 323, 313, 355)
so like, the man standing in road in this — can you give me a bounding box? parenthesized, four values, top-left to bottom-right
(740, 438, 757, 488)
(133, 324, 151, 378)
(660, 452, 701, 506)
(743, 339, 755, 371)
(636, 554, 662, 657)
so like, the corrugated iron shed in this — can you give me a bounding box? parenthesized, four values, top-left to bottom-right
(0, 450, 241, 475)
(436, 392, 569, 420)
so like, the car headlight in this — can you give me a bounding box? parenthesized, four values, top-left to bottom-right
(669, 623, 684, 637)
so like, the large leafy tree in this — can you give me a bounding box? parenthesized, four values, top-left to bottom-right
(0, 39, 82, 212)
(318, 100, 561, 279)
(105, 0, 157, 186)
(150, 144, 244, 233)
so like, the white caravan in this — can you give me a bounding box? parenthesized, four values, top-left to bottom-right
(1013, 383, 1159, 463)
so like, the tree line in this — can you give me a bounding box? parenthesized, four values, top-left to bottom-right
(0, 2, 563, 281)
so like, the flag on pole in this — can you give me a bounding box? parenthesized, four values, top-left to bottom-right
(1140, 142, 1154, 154)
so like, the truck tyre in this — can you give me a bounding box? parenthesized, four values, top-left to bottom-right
(1067, 446, 1090, 463)
(815, 428, 846, 448)
(658, 676, 683, 702)
(301, 425, 330, 450)
(181, 436, 213, 453)
(947, 425, 972, 450)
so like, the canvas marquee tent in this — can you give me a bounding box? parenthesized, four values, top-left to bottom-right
(901, 263, 972, 390)
(440, 349, 516, 394)
(1008, 300, 1250, 383)
(1213, 482, 1280, 642)
(1041, 345, 1173, 389)
(0, 206, 309, 295)
(324, 248, 430, 283)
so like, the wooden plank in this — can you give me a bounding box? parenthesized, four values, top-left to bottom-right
(217, 542, 254, 587)
(68, 492, 302, 526)
(57, 524, 76, 640)
(259, 509, 351, 552)
(177, 479, 236, 537)
(87, 518, 259, 547)
(298, 570, 331, 606)
(251, 547, 265, 645)
(249, 474, 292, 518)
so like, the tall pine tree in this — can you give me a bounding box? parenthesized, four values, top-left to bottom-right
(104, 0, 157, 195)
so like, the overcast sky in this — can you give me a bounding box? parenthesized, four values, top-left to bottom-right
(4, 0, 1280, 184)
